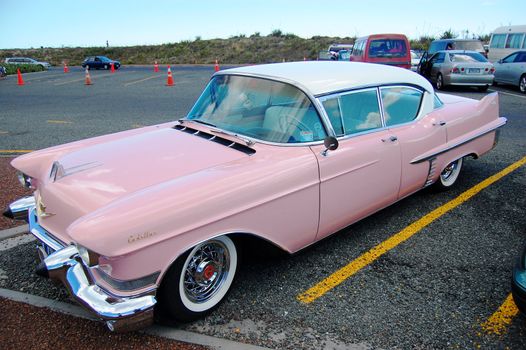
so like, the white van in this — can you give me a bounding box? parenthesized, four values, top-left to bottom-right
(488, 25, 526, 62)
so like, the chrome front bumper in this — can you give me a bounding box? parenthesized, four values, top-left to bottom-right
(4, 197, 157, 332)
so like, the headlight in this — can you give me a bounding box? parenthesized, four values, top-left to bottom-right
(76, 244, 100, 267)
(17, 172, 32, 188)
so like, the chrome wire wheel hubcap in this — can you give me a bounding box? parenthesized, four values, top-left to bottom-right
(520, 77, 526, 93)
(183, 240, 230, 304)
(440, 158, 462, 186)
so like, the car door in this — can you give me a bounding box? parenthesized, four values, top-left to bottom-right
(380, 86, 447, 197)
(497, 52, 518, 83)
(312, 88, 401, 240)
(94, 57, 102, 69)
(430, 52, 446, 82)
(511, 52, 526, 86)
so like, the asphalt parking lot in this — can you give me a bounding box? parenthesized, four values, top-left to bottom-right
(0, 66, 525, 349)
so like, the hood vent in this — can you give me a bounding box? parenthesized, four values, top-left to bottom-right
(174, 125, 255, 155)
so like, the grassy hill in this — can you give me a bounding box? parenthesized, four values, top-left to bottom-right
(0, 33, 355, 66)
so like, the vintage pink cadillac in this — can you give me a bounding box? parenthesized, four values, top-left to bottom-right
(4, 61, 506, 332)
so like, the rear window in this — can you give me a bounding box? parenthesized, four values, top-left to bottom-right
(448, 52, 487, 63)
(368, 39, 407, 58)
(454, 41, 484, 51)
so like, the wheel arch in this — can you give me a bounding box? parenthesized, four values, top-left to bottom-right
(155, 230, 289, 288)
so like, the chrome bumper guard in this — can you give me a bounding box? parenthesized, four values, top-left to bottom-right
(9, 198, 156, 332)
(43, 245, 156, 332)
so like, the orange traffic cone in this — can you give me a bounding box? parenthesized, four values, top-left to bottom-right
(63, 63, 69, 73)
(214, 59, 220, 72)
(110, 62, 115, 73)
(154, 61, 159, 72)
(17, 69, 24, 85)
(166, 66, 174, 86)
(85, 67, 92, 85)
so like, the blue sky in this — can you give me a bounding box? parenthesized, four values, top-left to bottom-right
(1, 0, 524, 48)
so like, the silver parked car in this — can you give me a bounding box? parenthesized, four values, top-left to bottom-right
(5, 57, 51, 69)
(418, 50, 494, 91)
(493, 51, 526, 93)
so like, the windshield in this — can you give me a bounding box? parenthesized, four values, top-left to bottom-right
(449, 52, 487, 62)
(368, 39, 407, 58)
(100, 56, 112, 62)
(187, 75, 327, 144)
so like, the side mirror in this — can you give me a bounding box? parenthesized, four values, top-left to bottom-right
(322, 136, 339, 156)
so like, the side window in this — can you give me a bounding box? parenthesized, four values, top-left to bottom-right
(322, 98, 344, 136)
(503, 53, 518, 63)
(436, 52, 445, 63)
(340, 90, 382, 134)
(322, 89, 382, 136)
(490, 34, 507, 49)
(381, 87, 423, 126)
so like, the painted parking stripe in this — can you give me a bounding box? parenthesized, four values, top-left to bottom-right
(47, 120, 73, 124)
(297, 156, 526, 304)
(488, 89, 526, 99)
(481, 293, 519, 335)
(124, 75, 163, 87)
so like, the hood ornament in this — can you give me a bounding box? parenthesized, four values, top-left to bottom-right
(50, 161, 102, 182)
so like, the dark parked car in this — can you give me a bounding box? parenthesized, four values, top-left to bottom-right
(427, 39, 486, 57)
(82, 56, 121, 70)
(0, 66, 6, 79)
(512, 245, 526, 314)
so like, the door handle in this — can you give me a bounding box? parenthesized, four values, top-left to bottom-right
(433, 121, 446, 126)
(381, 135, 398, 142)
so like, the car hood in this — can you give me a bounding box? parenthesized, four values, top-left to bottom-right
(31, 126, 251, 236)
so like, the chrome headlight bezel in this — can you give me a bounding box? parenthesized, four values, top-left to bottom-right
(17, 171, 32, 188)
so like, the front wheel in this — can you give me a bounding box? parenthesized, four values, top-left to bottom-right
(520, 75, 526, 94)
(157, 235, 238, 322)
(433, 157, 463, 191)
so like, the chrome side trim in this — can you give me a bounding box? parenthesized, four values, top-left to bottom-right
(410, 117, 507, 164)
(424, 158, 438, 187)
(28, 207, 66, 251)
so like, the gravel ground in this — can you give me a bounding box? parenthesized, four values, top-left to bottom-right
(0, 157, 32, 230)
(0, 297, 208, 350)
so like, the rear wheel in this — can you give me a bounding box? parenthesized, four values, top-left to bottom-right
(477, 85, 489, 92)
(433, 158, 463, 191)
(158, 235, 238, 322)
(520, 75, 526, 94)
(104, 64, 109, 70)
(436, 73, 444, 90)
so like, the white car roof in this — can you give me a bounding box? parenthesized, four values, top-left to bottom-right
(220, 61, 433, 96)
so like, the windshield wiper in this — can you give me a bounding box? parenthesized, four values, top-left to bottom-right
(190, 119, 217, 128)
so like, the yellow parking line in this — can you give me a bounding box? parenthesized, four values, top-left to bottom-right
(124, 75, 161, 87)
(297, 156, 526, 304)
(0, 150, 33, 154)
(47, 120, 73, 124)
(481, 293, 519, 335)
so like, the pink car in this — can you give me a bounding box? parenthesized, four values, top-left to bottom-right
(4, 61, 506, 332)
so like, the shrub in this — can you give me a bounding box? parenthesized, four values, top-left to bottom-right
(2, 64, 45, 75)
